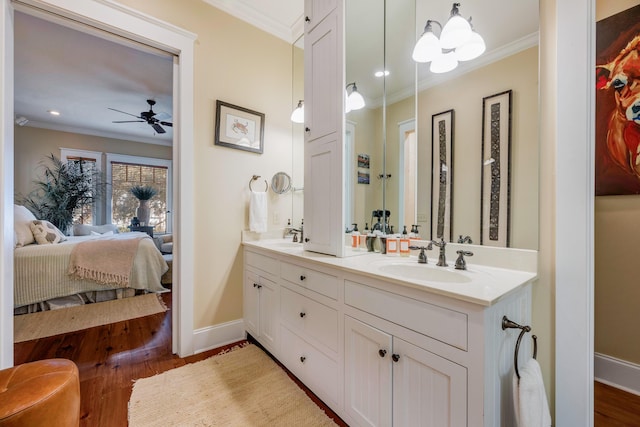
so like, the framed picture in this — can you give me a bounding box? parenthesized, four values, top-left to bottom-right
(357, 153, 370, 168)
(431, 109, 454, 241)
(595, 4, 640, 195)
(481, 90, 512, 247)
(214, 100, 264, 154)
(357, 170, 370, 185)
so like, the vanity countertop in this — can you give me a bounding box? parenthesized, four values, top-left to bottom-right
(242, 238, 537, 307)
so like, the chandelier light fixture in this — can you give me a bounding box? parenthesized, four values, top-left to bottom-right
(412, 2, 485, 73)
(290, 100, 304, 123)
(345, 82, 365, 113)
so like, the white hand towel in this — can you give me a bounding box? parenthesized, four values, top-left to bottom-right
(513, 358, 552, 427)
(249, 191, 268, 233)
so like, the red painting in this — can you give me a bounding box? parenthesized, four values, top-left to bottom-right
(596, 4, 640, 195)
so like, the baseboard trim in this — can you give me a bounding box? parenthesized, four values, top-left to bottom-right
(594, 352, 640, 396)
(192, 319, 246, 354)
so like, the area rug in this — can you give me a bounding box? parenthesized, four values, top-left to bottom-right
(14, 293, 167, 343)
(128, 344, 337, 426)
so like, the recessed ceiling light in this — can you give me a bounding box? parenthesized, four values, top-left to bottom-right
(48, 110, 61, 116)
(374, 70, 390, 77)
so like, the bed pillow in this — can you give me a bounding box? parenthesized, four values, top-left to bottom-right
(90, 230, 114, 236)
(14, 204, 37, 247)
(73, 223, 118, 236)
(30, 220, 67, 244)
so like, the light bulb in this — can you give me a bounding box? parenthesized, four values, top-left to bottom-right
(440, 14, 472, 49)
(455, 31, 485, 61)
(430, 51, 458, 73)
(412, 30, 441, 63)
(290, 101, 304, 123)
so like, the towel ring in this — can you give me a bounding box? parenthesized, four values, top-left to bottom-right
(249, 175, 268, 192)
(502, 315, 538, 380)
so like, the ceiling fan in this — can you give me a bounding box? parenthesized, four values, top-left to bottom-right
(109, 99, 172, 134)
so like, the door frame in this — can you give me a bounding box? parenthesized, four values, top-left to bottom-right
(0, 0, 197, 366)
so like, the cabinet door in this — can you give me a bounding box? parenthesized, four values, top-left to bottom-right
(258, 275, 278, 351)
(392, 338, 467, 427)
(304, 0, 337, 33)
(345, 316, 392, 427)
(304, 139, 340, 255)
(243, 271, 260, 336)
(304, 11, 340, 143)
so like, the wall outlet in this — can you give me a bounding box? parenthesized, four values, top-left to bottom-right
(273, 211, 280, 225)
(417, 213, 428, 222)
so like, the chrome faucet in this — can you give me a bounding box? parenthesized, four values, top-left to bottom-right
(457, 235, 473, 244)
(431, 237, 448, 267)
(409, 242, 433, 264)
(454, 250, 474, 270)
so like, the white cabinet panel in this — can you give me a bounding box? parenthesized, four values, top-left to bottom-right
(244, 270, 259, 336)
(281, 261, 339, 300)
(304, 0, 337, 32)
(243, 269, 278, 353)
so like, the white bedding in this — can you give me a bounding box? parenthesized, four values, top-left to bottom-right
(14, 231, 168, 308)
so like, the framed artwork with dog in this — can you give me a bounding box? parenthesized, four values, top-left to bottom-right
(596, 4, 640, 195)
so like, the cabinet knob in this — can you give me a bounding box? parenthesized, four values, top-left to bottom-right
(304, 237, 310, 242)
(300, 311, 306, 318)
(305, 127, 310, 132)
(253, 283, 258, 288)
(305, 16, 310, 23)
(256, 284, 262, 289)
(392, 354, 400, 362)
(378, 349, 387, 358)
(300, 356, 306, 363)
(300, 275, 306, 281)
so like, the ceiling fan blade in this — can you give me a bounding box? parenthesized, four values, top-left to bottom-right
(160, 121, 173, 127)
(113, 120, 144, 123)
(151, 123, 166, 134)
(108, 107, 142, 119)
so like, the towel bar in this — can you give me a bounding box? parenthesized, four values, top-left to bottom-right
(502, 315, 537, 380)
(249, 175, 268, 192)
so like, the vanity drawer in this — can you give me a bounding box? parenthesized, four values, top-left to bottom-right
(345, 280, 468, 351)
(279, 325, 340, 408)
(281, 261, 338, 300)
(280, 286, 338, 353)
(245, 250, 279, 276)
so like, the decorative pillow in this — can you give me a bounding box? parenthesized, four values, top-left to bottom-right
(73, 223, 118, 236)
(30, 220, 67, 244)
(14, 205, 37, 247)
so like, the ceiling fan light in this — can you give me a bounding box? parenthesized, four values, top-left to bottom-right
(290, 100, 304, 123)
(440, 15, 472, 49)
(412, 30, 441, 63)
(455, 31, 485, 61)
(430, 51, 458, 73)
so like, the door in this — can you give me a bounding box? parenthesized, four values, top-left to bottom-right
(258, 275, 278, 350)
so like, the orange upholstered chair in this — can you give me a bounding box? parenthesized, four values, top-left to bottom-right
(0, 359, 80, 426)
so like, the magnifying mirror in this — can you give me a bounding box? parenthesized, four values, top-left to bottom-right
(271, 172, 292, 194)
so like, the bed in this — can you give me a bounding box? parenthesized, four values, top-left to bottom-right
(14, 231, 168, 311)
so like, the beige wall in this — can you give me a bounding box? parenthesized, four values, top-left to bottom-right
(415, 47, 539, 249)
(114, 0, 295, 329)
(594, 0, 640, 364)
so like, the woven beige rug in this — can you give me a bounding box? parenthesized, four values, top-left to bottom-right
(14, 293, 166, 343)
(128, 344, 337, 426)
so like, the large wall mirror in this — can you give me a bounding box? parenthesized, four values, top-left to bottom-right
(345, 0, 539, 250)
(291, 35, 304, 227)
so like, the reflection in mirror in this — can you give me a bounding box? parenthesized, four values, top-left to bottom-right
(345, 0, 539, 250)
(271, 172, 292, 195)
(291, 35, 304, 226)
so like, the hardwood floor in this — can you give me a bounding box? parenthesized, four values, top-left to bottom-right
(14, 291, 345, 426)
(595, 381, 640, 426)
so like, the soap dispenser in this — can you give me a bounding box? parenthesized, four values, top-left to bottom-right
(351, 223, 361, 250)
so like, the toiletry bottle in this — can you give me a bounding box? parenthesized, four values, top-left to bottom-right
(386, 233, 398, 255)
(351, 223, 360, 250)
(399, 226, 410, 257)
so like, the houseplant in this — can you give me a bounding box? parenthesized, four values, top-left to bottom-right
(130, 185, 158, 226)
(20, 153, 103, 235)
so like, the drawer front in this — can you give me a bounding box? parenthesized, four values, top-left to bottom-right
(245, 250, 279, 275)
(345, 280, 468, 351)
(279, 325, 339, 408)
(280, 287, 338, 352)
(281, 261, 338, 300)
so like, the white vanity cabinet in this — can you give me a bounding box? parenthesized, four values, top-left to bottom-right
(243, 250, 279, 354)
(242, 244, 534, 427)
(303, 0, 344, 256)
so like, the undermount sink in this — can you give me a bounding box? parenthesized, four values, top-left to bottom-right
(377, 263, 472, 283)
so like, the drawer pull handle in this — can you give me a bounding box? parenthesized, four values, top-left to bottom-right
(378, 349, 387, 358)
(300, 275, 306, 281)
(300, 312, 306, 318)
(300, 356, 306, 363)
(392, 354, 400, 362)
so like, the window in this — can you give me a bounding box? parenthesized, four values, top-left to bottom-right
(106, 154, 172, 234)
(60, 148, 102, 225)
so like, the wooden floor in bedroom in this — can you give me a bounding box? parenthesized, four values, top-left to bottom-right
(13, 288, 344, 427)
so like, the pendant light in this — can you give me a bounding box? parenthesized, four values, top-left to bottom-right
(290, 100, 304, 123)
(412, 3, 485, 72)
(346, 82, 365, 111)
